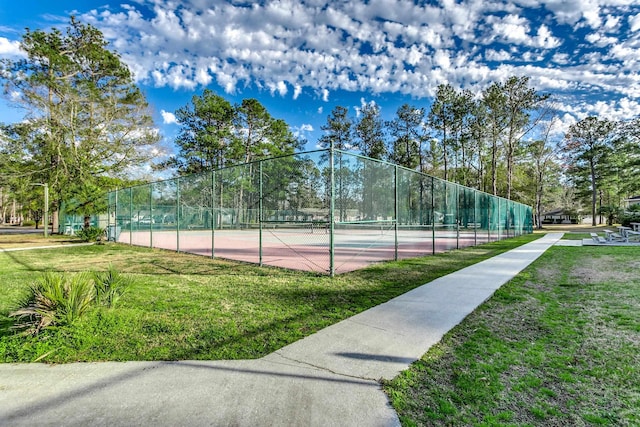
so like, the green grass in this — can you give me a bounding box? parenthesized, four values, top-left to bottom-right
(384, 245, 640, 426)
(0, 234, 539, 363)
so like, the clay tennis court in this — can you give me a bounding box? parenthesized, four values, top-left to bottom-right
(116, 225, 502, 274)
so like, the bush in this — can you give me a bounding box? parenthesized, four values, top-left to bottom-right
(22, 220, 36, 226)
(75, 226, 105, 242)
(10, 273, 95, 334)
(93, 265, 130, 308)
(619, 212, 640, 227)
(9, 267, 131, 334)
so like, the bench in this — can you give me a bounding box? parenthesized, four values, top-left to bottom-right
(603, 229, 624, 242)
(590, 232, 607, 244)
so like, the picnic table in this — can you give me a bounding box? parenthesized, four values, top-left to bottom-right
(622, 226, 640, 242)
(604, 229, 624, 242)
(630, 222, 640, 232)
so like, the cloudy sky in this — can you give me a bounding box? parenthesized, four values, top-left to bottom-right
(1, 0, 639, 152)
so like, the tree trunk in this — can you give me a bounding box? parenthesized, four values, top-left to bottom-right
(590, 160, 597, 227)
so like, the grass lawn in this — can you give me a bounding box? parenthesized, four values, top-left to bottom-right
(384, 245, 640, 426)
(0, 234, 539, 363)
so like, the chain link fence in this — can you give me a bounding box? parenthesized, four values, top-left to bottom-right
(97, 149, 532, 275)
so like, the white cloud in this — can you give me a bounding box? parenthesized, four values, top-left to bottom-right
(161, 110, 177, 125)
(629, 13, 640, 32)
(68, 0, 640, 123)
(0, 37, 23, 56)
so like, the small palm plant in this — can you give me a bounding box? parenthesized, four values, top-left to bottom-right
(93, 264, 130, 308)
(10, 272, 96, 335)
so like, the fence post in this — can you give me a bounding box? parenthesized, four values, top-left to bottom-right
(259, 160, 263, 267)
(431, 177, 435, 255)
(129, 187, 132, 246)
(211, 170, 215, 259)
(394, 165, 398, 261)
(149, 183, 153, 248)
(176, 177, 180, 253)
(329, 147, 335, 277)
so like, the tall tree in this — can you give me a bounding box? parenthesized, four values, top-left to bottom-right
(0, 17, 158, 230)
(480, 82, 507, 196)
(563, 116, 617, 226)
(354, 101, 387, 219)
(522, 118, 562, 229)
(428, 84, 456, 180)
(387, 104, 424, 170)
(231, 98, 300, 164)
(170, 89, 235, 174)
(354, 102, 386, 159)
(319, 106, 353, 221)
(229, 98, 301, 223)
(501, 76, 549, 200)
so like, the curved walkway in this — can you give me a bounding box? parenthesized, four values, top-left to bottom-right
(0, 233, 563, 426)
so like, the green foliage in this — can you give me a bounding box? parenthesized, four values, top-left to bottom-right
(9, 273, 95, 334)
(599, 205, 622, 226)
(93, 265, 130, 308)
(0, 16, 158, 212)
(8, 265, 131, 336)
(618, 212, 640, 227)
(75, 226, 105, 242)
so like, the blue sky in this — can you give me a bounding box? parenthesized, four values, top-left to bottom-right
(1, 0, 640, 161)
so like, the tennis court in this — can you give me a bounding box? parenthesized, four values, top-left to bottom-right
(115, 223, 496, 274)
(100, 149, 532, 275)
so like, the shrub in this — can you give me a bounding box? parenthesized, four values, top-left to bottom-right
(22, 220, 36, 226)
(9, 267, 131, 334)
(10, 272, 95, 335)
(75, 226, 105, 242)
(93, 264, 130, 308)
(619, 212, 640, 227)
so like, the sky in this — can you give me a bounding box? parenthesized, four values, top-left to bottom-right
(1, 0, 640, 161)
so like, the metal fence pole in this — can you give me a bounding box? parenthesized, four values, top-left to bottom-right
(129, 187, 132, 245)
(259, 160, 263, 267)
(149, 183, 153, 248)
(213, 176, 219, 241)
(176, 177, 180, 253)
(431, 177, 435, 255)
(474, 190, 478, 246)
(329, 147, 335, 277)
(394, 165, 398, 261)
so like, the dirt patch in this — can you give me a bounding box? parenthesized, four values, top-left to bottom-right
(570, 255, 637, 284)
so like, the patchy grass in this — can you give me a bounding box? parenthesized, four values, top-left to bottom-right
(0, 232, 82, 250)
(0, 234, 539, 363)
(384, 245, 640, 426)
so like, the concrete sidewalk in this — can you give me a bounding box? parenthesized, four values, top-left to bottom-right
(0, 233, 562, 426)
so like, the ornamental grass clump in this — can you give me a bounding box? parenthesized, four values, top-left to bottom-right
(10, 272, 95, 335)
(93, 264, 130, 308)
(9, 267, 131, 335)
